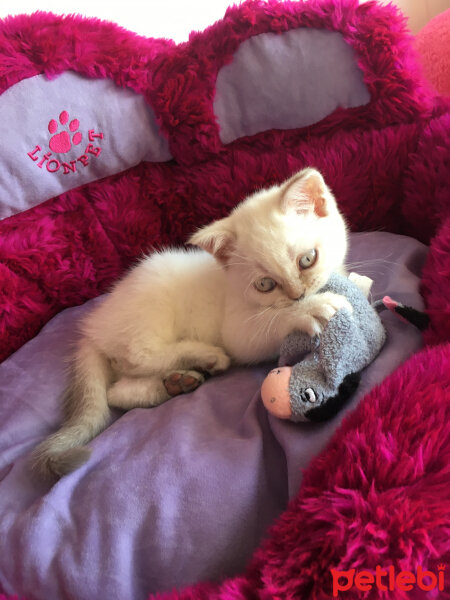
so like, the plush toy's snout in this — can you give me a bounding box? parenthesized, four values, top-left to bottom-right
(261, 366, 293, 419)
(261, 365, 323, 422)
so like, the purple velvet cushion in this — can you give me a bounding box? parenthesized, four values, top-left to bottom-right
(0, 232, 427, 598)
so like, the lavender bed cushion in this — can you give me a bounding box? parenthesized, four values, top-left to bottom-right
(0, 232, 427, 599)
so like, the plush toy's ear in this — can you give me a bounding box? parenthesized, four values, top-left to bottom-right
(188, 218, 236, 262)
(280, 168, 330, 218)
(348, 272, 373, 298)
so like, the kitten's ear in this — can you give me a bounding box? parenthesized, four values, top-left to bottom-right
(281, 168, 330, 218)
(188, 218, 236, 262)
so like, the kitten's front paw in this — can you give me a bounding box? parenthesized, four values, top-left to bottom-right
(322, 292, 353, 314)
(302, 315, 324, 337)
(307, 292, 353, 324)
(196, 347, 231, 374)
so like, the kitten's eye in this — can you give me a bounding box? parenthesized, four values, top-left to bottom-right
(254, 277, 277, 293)
(299, 249, 317, 269)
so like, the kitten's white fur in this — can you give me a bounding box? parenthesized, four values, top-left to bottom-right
(32, 168, 350, 480)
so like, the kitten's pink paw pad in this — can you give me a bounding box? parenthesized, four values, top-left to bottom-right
(164, 371, 205, 396)
(48, 111, 82, 153)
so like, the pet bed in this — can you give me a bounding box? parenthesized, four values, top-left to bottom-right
(0, 1, 449, 599)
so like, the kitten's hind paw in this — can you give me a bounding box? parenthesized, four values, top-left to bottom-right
(164, 370, 205, 397)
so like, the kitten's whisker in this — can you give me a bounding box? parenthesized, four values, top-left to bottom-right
(346, 259, 399, 269)
(346, 253, 399, 270)
(244, 306, 271, 324)
(249, 307, 275, 346)
(265, 311, 279, 341)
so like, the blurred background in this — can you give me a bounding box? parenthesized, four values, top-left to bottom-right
(0, 0, 448, 40)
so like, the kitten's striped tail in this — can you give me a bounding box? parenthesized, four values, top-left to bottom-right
(31, 339, 113, 481)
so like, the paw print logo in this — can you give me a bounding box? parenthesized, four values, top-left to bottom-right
(48, 110, 82, 153)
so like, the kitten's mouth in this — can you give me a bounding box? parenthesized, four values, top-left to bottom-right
(287, 291, 305, 303)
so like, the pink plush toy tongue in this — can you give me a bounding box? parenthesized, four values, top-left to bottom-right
(261, 366, 293, 419)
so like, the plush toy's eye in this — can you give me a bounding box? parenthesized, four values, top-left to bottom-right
(299, 249, 317, 269)
(254, 277, 277, 293)
(303, 388, 316, 403)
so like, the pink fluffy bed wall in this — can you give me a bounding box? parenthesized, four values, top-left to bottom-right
(0, 0, 449, 599)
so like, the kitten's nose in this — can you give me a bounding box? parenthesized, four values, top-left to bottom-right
(286, 284, 305, 301)
(289, 291, 305, 301)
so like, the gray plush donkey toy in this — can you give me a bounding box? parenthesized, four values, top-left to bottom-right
(261, 272, 386, 422)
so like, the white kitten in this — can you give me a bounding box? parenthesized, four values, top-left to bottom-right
(32, 168, 350, 480)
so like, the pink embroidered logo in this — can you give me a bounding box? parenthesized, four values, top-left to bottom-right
(48, 111, 82, 153)
(27, 109, 104, 175)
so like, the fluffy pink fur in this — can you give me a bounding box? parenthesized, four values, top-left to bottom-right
(152, 0, 434, 165)
(0, 0, 449, 598)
